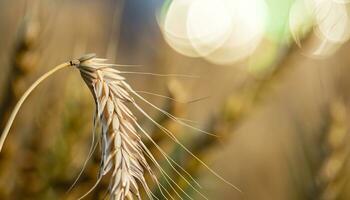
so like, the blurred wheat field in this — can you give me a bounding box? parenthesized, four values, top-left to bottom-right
(1, 0, 350, 200)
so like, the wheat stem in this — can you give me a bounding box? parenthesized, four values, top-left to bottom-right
(0, 62, 70, 152)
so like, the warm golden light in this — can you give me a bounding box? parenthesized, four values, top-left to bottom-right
(205, 0, 268, 65)
(289, 0, 314, 48)
(289, 0, 350, 57)
(160, 0, 268, 65)
(187, 0, 233, 56)
(314, 0, 350, 43)
(162, 0, 200, 57)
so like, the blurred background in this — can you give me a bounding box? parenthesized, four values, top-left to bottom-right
(1, 0, 350, 199)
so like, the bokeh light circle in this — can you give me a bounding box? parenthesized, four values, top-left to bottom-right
(205, 0, 268, 65)
(162, 0, 200, 57)
(187, 0, 233, 56)
(160, 0, 268, 65)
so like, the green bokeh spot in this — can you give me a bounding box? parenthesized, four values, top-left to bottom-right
(265, 0, 294, 42)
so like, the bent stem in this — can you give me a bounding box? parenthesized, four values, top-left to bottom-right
(0, 62, 70, 152)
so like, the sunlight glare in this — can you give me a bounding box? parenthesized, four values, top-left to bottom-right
(187, 0, 233, 56)
(163, 0, 200, 57)
(161, 0, 268, 65)
(205, 0, 268, 65)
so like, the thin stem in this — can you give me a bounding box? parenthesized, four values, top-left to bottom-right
(0, 62, 70, 152)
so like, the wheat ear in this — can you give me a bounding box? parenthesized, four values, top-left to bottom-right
(0, 55, 156, 200)
(74, 54, 217, 200)
(73, 54, 161, 200)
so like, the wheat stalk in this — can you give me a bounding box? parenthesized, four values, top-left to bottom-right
(0, 62, 69, 151)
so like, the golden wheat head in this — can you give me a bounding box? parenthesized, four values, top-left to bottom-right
(72, 53, 157, 200)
